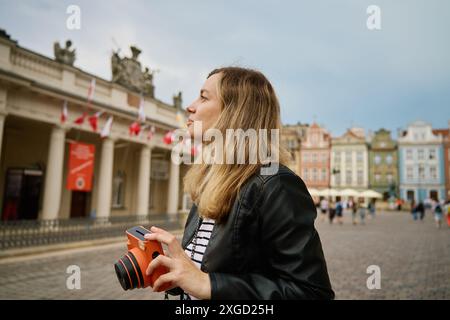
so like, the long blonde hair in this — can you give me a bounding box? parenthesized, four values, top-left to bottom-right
(183, 67, 291, 223)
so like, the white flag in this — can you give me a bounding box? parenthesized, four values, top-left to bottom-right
(100, 116, 113, 138)
(138, 97, 146, 122)
(87, 78, 96, 102)
(147, 125, 156, 141)
(61, 100, 68, 123)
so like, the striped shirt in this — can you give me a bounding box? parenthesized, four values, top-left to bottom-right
(182, 217, 215, 300)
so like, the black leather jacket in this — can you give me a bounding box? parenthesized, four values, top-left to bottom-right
(177, 164, 334, 300)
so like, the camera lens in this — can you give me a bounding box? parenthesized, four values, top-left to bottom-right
(114, 251, 145, 290)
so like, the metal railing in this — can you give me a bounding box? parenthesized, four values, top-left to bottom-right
(0, 213, 186, 250)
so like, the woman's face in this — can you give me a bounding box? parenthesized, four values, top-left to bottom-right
(186, 72, 222, 139)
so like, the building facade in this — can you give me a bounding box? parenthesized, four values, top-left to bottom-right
(330, 128, 369, 191)
(368, 128, 398, 200)
(0, 31, 188, 221)
(281, 123, 308, 177)
(300, 123, 331, 189)
(433, 123, 450, 200)
(398, 121, 446, 203)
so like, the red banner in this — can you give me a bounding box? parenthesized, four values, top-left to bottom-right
(66, 142, 95, 191)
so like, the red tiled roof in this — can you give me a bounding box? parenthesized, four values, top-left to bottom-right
(433, 129, 449, 136)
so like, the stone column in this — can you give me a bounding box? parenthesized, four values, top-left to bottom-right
(96, 137, 114, 219)
(0, 88, 7, 160)
(136, 145, 151, 216)
(166, 160, 180, 218)
(0, 113, 5, 161)
(42, 125, 66, 220)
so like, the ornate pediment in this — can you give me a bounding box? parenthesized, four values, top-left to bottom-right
(111, 46, 155, 98)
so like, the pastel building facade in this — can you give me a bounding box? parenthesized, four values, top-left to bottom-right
(330, 128, 369, 191)
(398, 121, 446, 203)
(368, 129, 398, 200)
(300, 123, 331, 189)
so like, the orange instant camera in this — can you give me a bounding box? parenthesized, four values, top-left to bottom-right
(114, 226, 170, 291)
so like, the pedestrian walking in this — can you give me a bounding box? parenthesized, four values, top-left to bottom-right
(320, 197, 329, 223)
(358, 202, 366, 225)
(335, 200, 344, 225)
(352, 201, 358, 225)
(433, 200, 444, 229)
(329, 201, 336, 224)
(417, 202, 425, 221)
(445, 200, 450, 228)
(368, 200, 376, 219)
(411, 200, 418, 220)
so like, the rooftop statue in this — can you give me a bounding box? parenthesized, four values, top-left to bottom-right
(54, 40, 76, 66)
(111, 46, 155, 98)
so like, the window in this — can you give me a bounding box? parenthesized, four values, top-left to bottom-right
(357, 170, 364, 185)
(374, 154, 381, 165)
(335, 173, 341, 185)
(430, 166, 437, 180)
(312, 153, 317, 163)
(375, 173, 381, 182)
(303, 168, 309, 180)
(321, 168, 327, 181)
(386, 154, 393, 165)
(418, 149, 424, 160)
(334, 152, 341, 163)
(418, 165, 425, 179)
(346, 170, 352, 185)
(312, 168, 318, 181)
(387, 173, 393, 183)
(303, 153, 309, 163)
(406, 166, 413, 180)
(345, 151, 352, 163)
(112, 170, 126, 208)
(406, 149, 413, 160)
(429, 149, 436, 160)
(321, 153, 327, 163)
(357, 151, 364, 163)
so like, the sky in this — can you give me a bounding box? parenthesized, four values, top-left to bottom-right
(0, 0, 449, 137)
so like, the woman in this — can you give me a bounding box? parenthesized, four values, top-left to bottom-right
(144, 67, 334, 300)
(433, 200, 443, 229)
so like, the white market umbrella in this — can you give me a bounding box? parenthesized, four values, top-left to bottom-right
(318, 188, 340, 197)
(359, 190, 383, 199)
(339, 188, 360, 197)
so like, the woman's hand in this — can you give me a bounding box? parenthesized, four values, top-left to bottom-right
(144, 226, 211, 300)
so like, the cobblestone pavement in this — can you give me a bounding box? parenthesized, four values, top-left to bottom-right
(316, 210, 450, 299)
(0, 211, 449, 300)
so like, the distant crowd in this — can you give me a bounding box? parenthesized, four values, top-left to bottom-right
(315, 197, 450, 229)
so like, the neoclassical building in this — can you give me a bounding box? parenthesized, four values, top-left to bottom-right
(398, 121, 446, 203)
(368, 129, 398, 199)
(0, 30, 190, 221)
(330, 128, 369, 191)
(300, 123, 331, 189)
